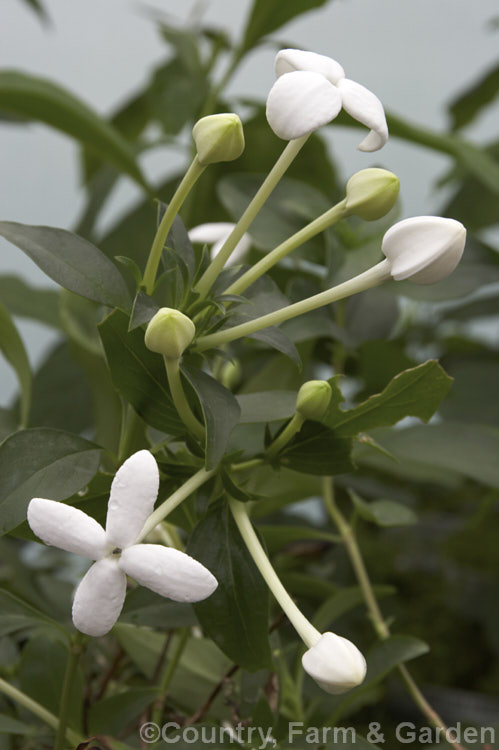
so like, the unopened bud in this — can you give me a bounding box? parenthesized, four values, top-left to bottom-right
(345, 168, 400, 221)
(145, 308, 195, 359)
(382, 216, 466, 284)
(219, 360, 242, 391)
(192, 113, 245, 166)
(302, 632, 367, 694)
(296, 380, 332, 421)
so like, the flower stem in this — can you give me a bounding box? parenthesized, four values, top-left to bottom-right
(164, 356, 205, 441)
(322, 478, 466, 750)
(195, 259, 392, 352)
(118, 403, 141, 463)
(0, 678, 82, 747)
(266, 413, 304, 460)
(229, 497, 320, 648)
(143, 156, 205, 295)
(151, 628, 190, 731)
(194, 135, 309, 299)
(54, 638, 83, 750)
(137, 467, 216, 542)
(224, 199, 348, 296)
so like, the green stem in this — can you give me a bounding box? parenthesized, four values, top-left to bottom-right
(164, 356, 205, 441)
(322, 478, 466, 750)
(151, 628, 190, 731)
(224, 199, 348, 296)
(231, 457, 265, 472)
(194, 135, 309, 298)
(0, 678, 82, 747)
(54, 640, 82, 750)
(229, 497, 320, 648)
(195, 259, 391, 352)
(266, 413, 304, 460)
(136, 467, 216, 542)
(143, 156, 205, 294)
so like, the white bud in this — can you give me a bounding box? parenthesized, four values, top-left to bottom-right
(302, 631, 367, 694)
(382, 216, 466, 285)
(145, 308, 195, 359)
(192, 113, 244, 166)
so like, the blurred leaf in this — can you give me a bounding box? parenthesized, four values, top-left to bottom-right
(279, 423, 354, 476)
(241, 0, 331, 52)
(237, 390, 296, 423)
(147, 57, 208, 134)
(0, 714, 37, 735)
(0, 589, 66, 638)
(88, 688, 157, 736)
(98, 309, 183, 435)
(349, 489, 417, 527)
(188, 503, 273, 672)
(0, 427, 101, 535)
(0, 301, 31, 426)
(449, 62, 499, 130)
(163, 209, 196, 280)
(0, 222, 131, 312)
(0, 71, 145, 186)
(259, 524, 338, 552)
(324, 361, 453, 437)
(182, 366, 241, 469)
(120, 588, 196, 629)
(313, 585, 395, 633)
(18, 0, 48, 21)
(0, 276, 60, 328)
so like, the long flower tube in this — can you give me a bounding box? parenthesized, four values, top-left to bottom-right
(229, 497, 366, 694)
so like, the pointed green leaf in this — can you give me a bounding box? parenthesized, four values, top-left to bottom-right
(279, 422, 354, 476)
(0, 222, 131, 311)
(349, 489, 417, 527)
(0, 301, 31, 427)
(241, 0, 331, 53)
(0, 71, 146, 186)
(236, 390, 296, 423)
(449, 62, 499, 130)
(0, 275, 60, 328)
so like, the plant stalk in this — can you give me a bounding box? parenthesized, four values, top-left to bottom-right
(164, 356, 205, 441)
(266, 413, 304, 460)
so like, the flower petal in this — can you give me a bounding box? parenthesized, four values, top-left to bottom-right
(27, 498, 108, 560)
(72, 559, 127, 637)
(275, 49, 345, 85)
(338, 78, 388, 152)
(266, 71, 342, 140)
(105, 450, 159, 549)
(302, 631, 367, 694)
(188, 223, 251, 265)
(119, 544, 218, 602)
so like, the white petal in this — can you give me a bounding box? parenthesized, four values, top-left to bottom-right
(105, 450, 159, 549)
(27, 498, 108, 560)
(275, 49, 345, 85)
(72, 559, 127, 637)
(382, 216, 466, 284)
(266, 71, 342, 140)
(338, 78, 388, 152)
(302, 631, 367, 694)
(188, 223, 251, 265)
(119, 544, 218, 602)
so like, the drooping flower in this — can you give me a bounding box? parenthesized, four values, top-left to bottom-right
(302, 631, 367, 694)
(27, 450, 217, 636)
(266, 49, 388, 151)
(382, 216, 466, 284)
(188, 223, 251, 265)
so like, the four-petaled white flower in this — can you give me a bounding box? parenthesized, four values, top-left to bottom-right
(266, 48, 388, 151)
(27, 450, 217, 637)
(188, 222, 251, 265)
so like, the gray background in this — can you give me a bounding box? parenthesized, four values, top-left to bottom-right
(1, 0, 498, 403)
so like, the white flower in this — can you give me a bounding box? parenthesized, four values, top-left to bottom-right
(302, 631, 367, 694)
(266, 49, 388, 151)
(188, 223, 251, 265)
(27, 450, 217, 637)
(382, 216, 466, 284)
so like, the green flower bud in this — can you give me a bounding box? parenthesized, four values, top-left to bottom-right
(145, 308, 195, 359)
(219, 359, 242, 391)
(296, 380, 332, 421)
(192, 113, 245, 166)
(345, 168, 400, 221)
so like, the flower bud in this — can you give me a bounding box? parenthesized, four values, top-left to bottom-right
(345, 168, 400, 221)
(145, 308, 195, 359)
(296, 380, 332, 421)
(302, 631, 367, 694)
(382, 216, 466, 285)
(192, 113, 245, 166)
(219, 359, 242, 391)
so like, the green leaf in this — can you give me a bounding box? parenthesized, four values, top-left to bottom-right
(19, 0, 48, 21)
(0, 588, 66, 638)
(0, 301, 31, 426)
(313, 586, 395, 633)
(279, 422, 354, 476)
(324, 361, 453, 437)
(0, 427, 101, 535)
(181, 366, 241, 469)
(449, 62, 499, 130)
(241, 0, 331, 53)
(236, 390, 296, 423)
(187, 503, 273, 672)
(98, 309, 183, 435)
(0, 222, 131, 311)
(0, 71, 146, 186)
(0, 714, 37, 736)
(349, 490, 417, 527)
(0, 275, 60, 328)
(88, 688, 158, 736)
(162, 209, 196, 280)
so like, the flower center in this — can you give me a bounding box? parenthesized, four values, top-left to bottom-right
(111, 547, 122, 556)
